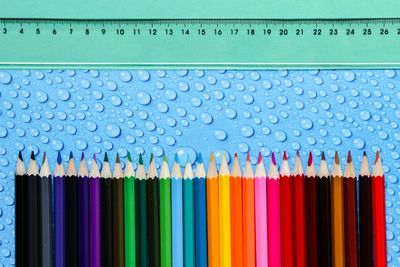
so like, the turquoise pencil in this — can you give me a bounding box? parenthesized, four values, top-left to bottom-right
(183, 156, 195, 267)
(171, 154, 184, 267)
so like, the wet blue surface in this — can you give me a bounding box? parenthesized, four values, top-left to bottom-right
(0, 69, 399, 266)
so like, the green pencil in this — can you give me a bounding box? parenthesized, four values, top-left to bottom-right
(159, 154, 172, 267)
(183, 156, 195, 267)
(124, 152, 136, 267)
(135, 154, 148, 267)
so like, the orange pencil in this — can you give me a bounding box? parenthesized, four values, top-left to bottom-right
(230, 153, 243, 267)
(242, 153, 256, 267)
(207, 153, 220, 267)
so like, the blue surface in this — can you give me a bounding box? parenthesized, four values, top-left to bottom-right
(0, 69, 399, 266)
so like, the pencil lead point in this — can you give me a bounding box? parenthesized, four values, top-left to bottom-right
(210, 152, 215, 162)
(174, 153, 179, 163)
(271, 152, 276, 165)
(283, 151, 288, 161)
(81, 152, 85, 161)
(308, 152, 313, 166)
(296, 150, 300, 157)
(363, 151, 367, 157)
(334, 151, 339, 164)
(42, 152, 47, 165)
(139, 153, 143, 165)
(69, 151, 73, 159)
(186, 155, 190, 164)
(116, 153, 120, 163)
(57, 151, 62, 164)
(246, 152, 251, 162)
(321, 151, 326, 161)
(197, 153, 203, 164)
(93, 153, 97, 162)
(30, 151, 35, 160)
(257, 152, 263, 164)
(127, 152, 131, 162)
(104, 152, 109, 162)
(347, 151, 352, 164)
(163, 153, 167, 162)
(375, 150, 380, 164)
(234, 152, 238, 158)
(18, 151, 23, 161)
(150, 153, 154, 163)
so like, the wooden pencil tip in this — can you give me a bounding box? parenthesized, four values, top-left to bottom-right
(375, 150, 380, 164)
(104, 152, 109, 162)
(363, 151, 367, 157)
(18, 151, 23, 161)
(93, 153, 97, 162)
(80, 152, 85, 161)
(150, 153, 154, 163)
(234, 152, 238, 158)
(257, 152, 262, 164)
(334, 151, 339, 164)
(283, 151, 288, 160)
(246, 152, 251, 162)
(296, 150, 300, 157)
(347, 151, 352, 163)
(308, 151, 313, 166)
(57, 151, 62, 164)
(69, 151, 73, 159)
(30, 151, 35, 160)
(197, 153, 203, 164)
(163, 153, 167, 162)
(174, 153, 179, 163)
(186, 155, 190, 164)
(210, 152, 215, 162)
(139, 153, 143, 165)
(42, 152, 47, 165)
(127, 152, 131, 162)
(116, 153, 120, 163)
(321, 151, 326, 161)
(271, 152, 276, 165)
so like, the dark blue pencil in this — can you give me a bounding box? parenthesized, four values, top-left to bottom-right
(194, 153, 208, 267)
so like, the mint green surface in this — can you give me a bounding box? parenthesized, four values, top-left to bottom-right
(0, 18, 400, 67)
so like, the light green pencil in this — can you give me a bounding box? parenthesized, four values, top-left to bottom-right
(124, 152, 136, 267)
(160, 154, 172, 267)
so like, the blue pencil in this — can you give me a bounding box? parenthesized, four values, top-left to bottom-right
(194, 153, 208, 267)
(171, 154, 184, 267)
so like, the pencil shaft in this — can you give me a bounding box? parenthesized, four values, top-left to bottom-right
(207, 178, 220, 267)
(15, 174, 27, 267)
(194, 178, 208, 267)
(254, 177, 267, 267)
(54, 176, 66, 267)
(293, 174, 306, 267)
(372, 175, 387, 267)
(358, 175, 373, 267)
(160, 178, 172, 267)
(242, 179, 255, 267)
(230, 177, 243, 267)
(101, 178, 114, 267)
(65, 176, 78, 267)
(147, 178, 161, 267)
(343, 178, 358, 267)
(89, 178, 101, 267)
(304, 177, 318, 267)
(124, 177, 136, 267)
(135, 179, 148, 267)
(317, 177, 332, 267)
(332, 176, 345, 267)
(219, 174, 232, 267)
(171, 178, 184, 267)
(27, 174, 39, 267)
(40, 175, 53, 267)
(78, 177, 90, 267)
(267, 178, 280, 267)
(183, 179, 195, 267)
(280, 175, 294, 267)
(113, 179, 125, 267)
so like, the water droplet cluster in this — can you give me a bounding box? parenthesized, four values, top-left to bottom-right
(0, 69, 399, 265)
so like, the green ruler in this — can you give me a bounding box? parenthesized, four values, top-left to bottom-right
(1, 18, 400, 68)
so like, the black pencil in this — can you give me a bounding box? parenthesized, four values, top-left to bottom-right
(112, 154, 125, 267)
(147, 153, 161, 267)
(15, 151, 27, 267)
(101, 152, 114, 266)
(358, 152, 373, 267)
(135, 154, 148, 266)
(65, 152, 78, 267)
(317, 152, 332, 267)
(27, 151, 40, 267)
(39, 152, 53, 267)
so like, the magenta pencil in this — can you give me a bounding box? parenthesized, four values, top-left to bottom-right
(255, 152, 268, 267)
(267, 152, 280, 266)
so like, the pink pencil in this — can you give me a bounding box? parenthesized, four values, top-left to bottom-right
(255, 152, 268, 267)
(267, 152, 280, 266)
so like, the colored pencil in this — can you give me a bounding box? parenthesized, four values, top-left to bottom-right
(27, 151, 40, 267)
(219, 153, 232, 267)
(280, 151, 294, 267)
(113, 154, 125, 267)
(358, 152, 372, 267)
(54, 152, 66, 267)
(304, 152, 318, 267)
(343, 151, 358, 267)
(183, 156, 195, 267)
(101, 153, 114, 267)
(267, 152, 280, 267)
(171, 154, 184, 267)
(230, 153, 243, 267)
(39, 152, 53, 267)
(207, 153, 220, 267)
(124, 152, 136, 267)
(255, 152, 268, 267)
(317, 152, 332, 267)
(135, 154, 148, 267)
(242, 153, 256, 267)
(15, 151, 27, 267)
(147, 154, 161, 267)
(293, 151, 306, 267)
(77, 153, 90, 267)
(372, 151, 387, 267)
(194, 153, 208, 267)
(332, 151, 345, 267)
(89, 154, 101, 267)
(160, 154, 172, 267)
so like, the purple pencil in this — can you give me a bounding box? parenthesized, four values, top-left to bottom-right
(77, 153, 90, 267)
(54, 152, 66, 267)
(89, 154, 101, 267)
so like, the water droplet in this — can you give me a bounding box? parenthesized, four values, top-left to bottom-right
(240, 125, 254, 138)
(136, 91, 151, 105)
(274, 131, 287, 142)
(105, 124, 121, 138)
(35, 90, 48, 103)
(343, 71, 356, 82)
(119, 71, 132, 82)
(214, 129, 228, 141)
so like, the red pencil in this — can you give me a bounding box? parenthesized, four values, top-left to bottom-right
(280, 151, 294, 267)
(293, 151, 306, 267)
(372, 151, 387, 267)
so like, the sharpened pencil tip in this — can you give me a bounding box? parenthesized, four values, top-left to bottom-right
(42, 152, 47, 165)
(271, 152, 276, 165)
(363, 151, 367, 157)
(30, 151, 35, 160)
(139, 153, 143, 165)
(116, 153, 120, 163)
(308, 152, 313, 166)
(296, 150, 300, 157)
(163, 153, 167, 162)
(104, 152, 109, 162)
(347, 151, 352, 164)
(69, 151, 73, 159)
(321, 151, 326, 161)
(57, 151, 62, 164)
(283, 151, 288, 161)
(375, 150, 380, 163)
(234, 152, 238, 158)
(210, 152, 215, 163)
(197, 153, 203, 164)
(93, 153, 97, 162)
(257, 152, 262, 164)
(81, 152, 85, 161)
(186, 155, 191, 164)
(174, 153, 179, 163)
(18, 151, 23, 161)
(334, 151, 340, 164)
(127, 152, 131, 162)
(150, 153, 154, 163)
(246, 152, 250, 162)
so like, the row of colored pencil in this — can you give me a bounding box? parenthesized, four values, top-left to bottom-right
(15, 150, 386, 267)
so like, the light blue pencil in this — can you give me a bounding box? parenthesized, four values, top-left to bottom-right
(171, 154, 184, 267)
(183, 156, 195, 267)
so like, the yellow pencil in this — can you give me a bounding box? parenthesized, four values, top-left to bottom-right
(219, 153, 232, 267)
